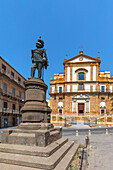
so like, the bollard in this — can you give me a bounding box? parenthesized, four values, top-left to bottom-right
(106, 129, 108, 135)
(88, 129, 91, 136)
(76, 130, 78, 136)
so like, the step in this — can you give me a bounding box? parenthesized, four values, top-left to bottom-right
(0, 163, 41, 170)
(54, 144, 79, 170)
(50, 130, 59, 136)
(0, 141, 74, 169)
(0, 138, 68, 157)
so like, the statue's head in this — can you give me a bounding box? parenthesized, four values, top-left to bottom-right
(36, 36, 44, 48)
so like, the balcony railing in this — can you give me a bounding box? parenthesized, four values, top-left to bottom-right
(50, 89, 113, 94)
(2, 90, 24, 101)
(0, 108, 22, 114)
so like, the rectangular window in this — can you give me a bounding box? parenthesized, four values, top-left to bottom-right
(79, 83, 84, 90)
(101, 97, 105, 100)
(11, 71, 14, 78)
(78, 72, 84, 80)
(12, 87, 15, 97)
(12, 103, 16, 110)
(19, 91, 22, 98)
(101, 86, 105, 92)
(3, 82, 7, 94)
(19, 105, 22, 113)
(3, 101, 8, 108)
(59, 97, 63, 100)
(18, 77, 21, 83)
(2, 64, 6, 72)
(59, 87, 62, 93)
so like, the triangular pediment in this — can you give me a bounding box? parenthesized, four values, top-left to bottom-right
(63, 52, 101, 65)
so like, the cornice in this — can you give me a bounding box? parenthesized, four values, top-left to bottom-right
(0, 72, 25, 90)
(50, 81, 113, 85)
(49, 91, 113, 96)
(0, 56, 26, 81)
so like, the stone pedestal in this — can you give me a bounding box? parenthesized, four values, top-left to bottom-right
(21, 78, 51, 123)
(0, 78, 79, 169)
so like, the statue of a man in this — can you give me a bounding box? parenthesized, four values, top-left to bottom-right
(31, 36, 48, 79)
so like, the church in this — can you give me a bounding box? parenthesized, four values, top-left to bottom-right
(50, 50, 113, 116)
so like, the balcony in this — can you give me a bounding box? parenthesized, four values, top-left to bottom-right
(49, 89, 113, 94)
(0, 108, 22, 114)
(2, 90, 24, 101)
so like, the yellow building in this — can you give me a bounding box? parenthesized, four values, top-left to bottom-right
(50, 51, 113, 117)
(0, 56, 26, 128)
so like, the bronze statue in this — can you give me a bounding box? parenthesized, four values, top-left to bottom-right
(31, 36, 48, 79)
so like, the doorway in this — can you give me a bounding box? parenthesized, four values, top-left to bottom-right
(101, 109, 104, 115)
(78, 103, 84, 114)
(12, 117, 15, 126)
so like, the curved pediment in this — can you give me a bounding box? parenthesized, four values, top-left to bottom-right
(75, 68, 88, 73)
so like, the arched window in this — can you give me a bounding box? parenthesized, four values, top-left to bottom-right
(78, 72, 84, 80)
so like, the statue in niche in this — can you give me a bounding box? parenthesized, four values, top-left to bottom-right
(31, 36, 48, 79)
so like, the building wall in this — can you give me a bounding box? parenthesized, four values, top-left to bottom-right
(50, 51, 113, 116)
(0, 56, 26, 128)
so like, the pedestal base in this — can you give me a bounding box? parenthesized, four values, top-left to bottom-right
(0, 136, 79, 170)
(1, 123, 62, 147)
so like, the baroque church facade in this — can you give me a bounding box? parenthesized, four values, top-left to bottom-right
(50, 50, 113, 115)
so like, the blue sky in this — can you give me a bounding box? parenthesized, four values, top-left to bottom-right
(0, 0, 113, 98)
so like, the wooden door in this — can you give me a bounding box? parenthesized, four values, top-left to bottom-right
(78, 103, 84, 114)
(101, 110, 104, 114)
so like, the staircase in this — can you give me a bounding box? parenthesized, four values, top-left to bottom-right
(0, 138, 79, 170)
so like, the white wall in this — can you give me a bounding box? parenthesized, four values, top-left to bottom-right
(93, 84, 96, 92)
(72, 66, 91, 81)
(58, 101, 63, 107)
(52, 86, 55, 93)
(93, 66, 96, 81)
(69, 56, 94, 62)
(110, 85, 112, 92)
(67, 67, 70, 82)
(100, 102, 106, 107)
(85, 84, 90, 92)
(67, 85, 70, 92)
(72, 85, 78, 92)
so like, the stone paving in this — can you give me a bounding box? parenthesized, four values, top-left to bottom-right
(88, 134, 113, 170)
(0, 127, 113, 170)
(62, 133, 113, 170)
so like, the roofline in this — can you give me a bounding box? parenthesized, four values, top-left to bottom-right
(0, 56, 26, 81)
(63, 53, 101, 65)
(100, 71, 110, 73)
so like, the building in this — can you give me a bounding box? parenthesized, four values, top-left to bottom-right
(50, 50, 113, 117)
(46, 99, 50, 107)
(0, 56, 26, 128)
